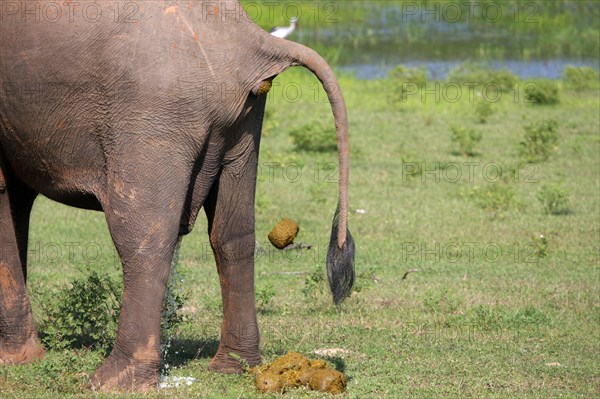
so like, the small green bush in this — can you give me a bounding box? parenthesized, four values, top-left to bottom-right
(563, 66, 599, 91)
(524, 80, 559, 104)
(423, 288, 462, 314)
(532, 234, 549, 258)
(488, 69, 519, 92)
(389, 64, 428, 85)
(388, 64, 427, 107)
(538, 183, 570, 215)
(475, 99, 494, 123)
(447, 62, 517, 92)
(289, 119, 337, 152)
(469, 304, 507, 331)
(519, 119, 560, 162)
(256, 283, 276, 311)
(38, 267, 187, 356)
(469, 184, 515, 213)
(447, 62, 491, 84)
(450, 125, 482, 156)
(38, 271, 121, 353)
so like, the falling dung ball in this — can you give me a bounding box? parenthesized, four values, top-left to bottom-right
(268, 218, 299, 249)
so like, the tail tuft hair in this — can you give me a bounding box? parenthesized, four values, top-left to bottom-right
(326, 207, 355, 305)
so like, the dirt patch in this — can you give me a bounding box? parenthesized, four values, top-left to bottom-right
(313, 348, 352, 357)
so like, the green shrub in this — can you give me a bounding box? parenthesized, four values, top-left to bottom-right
(532, 234, 549, 258)
(289, 119, 337, 152)
(447, 62, 517, 92)
(388, 64, 427, 107)
(450, 125, 482, 156)
(447, 62, 491, 84)
(38, 266, 187, 356)
(563, 65, 599, 91)
(538, 183, 570, 215)
(499, 162, 545, 184)
(256, 283, 276, 311)
(519, 119, 560, 162)
(469, 183, 515, 214)
(524, 80, 559, 104)
(389, 64, 428, 85)
(488, 69, 519, 92)
(38, 271, 121, 353)
(469, 304, 507, 331)
(475, 99, 494, 123)
(423, 288, 462, 314)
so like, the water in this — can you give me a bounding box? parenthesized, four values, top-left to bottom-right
(339, 59, 600, 81)
(287, 1, 600, 80)
(158, 376, 198, 389)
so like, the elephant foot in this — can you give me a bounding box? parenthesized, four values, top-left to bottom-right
(0, 335, 45, 365)
(89, 354, 159, 392)
(208, 346, 261, 374)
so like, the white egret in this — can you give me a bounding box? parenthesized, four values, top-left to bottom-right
(270, 17, 298, 39)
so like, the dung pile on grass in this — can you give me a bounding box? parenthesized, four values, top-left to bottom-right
(252, 351, 347, 394)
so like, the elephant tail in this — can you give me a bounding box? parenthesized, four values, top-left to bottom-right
(264, 37, 355, 304)
(326, 201, 355, 304)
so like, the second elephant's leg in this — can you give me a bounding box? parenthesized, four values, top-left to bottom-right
(0, 173, 44, 365)
(204, 154, 261, 373)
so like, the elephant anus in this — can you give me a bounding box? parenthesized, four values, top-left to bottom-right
(0, 0, 354, 391)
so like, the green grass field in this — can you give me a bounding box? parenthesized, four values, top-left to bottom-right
(1, 69, 599, 398)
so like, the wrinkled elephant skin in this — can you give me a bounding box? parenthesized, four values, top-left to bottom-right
(0, 0, 354, 391)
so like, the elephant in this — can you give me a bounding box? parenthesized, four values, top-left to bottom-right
(0, 0, 354, 392)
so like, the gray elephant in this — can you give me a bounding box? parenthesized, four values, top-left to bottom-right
(0, 0, 354, 391)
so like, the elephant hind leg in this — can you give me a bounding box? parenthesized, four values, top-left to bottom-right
(0, 166, 44, 365)
(89, 211, 180, 391)
(204, 149, 262, 374)
(89, 166, 186, 392)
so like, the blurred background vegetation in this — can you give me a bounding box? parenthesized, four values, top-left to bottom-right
(243, 0, 599, 79)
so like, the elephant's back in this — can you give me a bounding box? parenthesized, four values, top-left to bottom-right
(1, 2, 175, 86)
(0, 3, 168, 205)
(0, 1, 239, 89)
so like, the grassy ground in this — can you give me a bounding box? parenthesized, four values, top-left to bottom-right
(1, 70, 599, 398)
